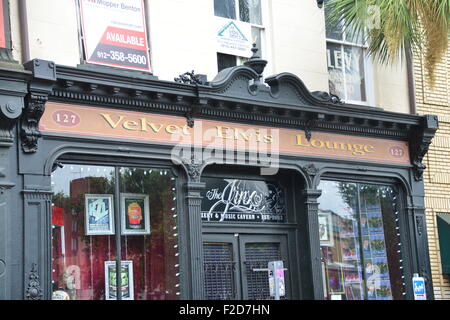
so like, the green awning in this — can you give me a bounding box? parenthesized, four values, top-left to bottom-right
(437, 214, 450, 274)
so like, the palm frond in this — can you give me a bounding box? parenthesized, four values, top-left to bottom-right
(325, 0, 450, 87)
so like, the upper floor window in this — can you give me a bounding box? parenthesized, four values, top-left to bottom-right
(325, 5, 372, 104)
(214, 0, 265, 72)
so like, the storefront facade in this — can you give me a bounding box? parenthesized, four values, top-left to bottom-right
(0, 54, 438, 300)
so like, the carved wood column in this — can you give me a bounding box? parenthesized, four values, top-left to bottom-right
(183, 156, 206, 299)
(302, 188, 324, 300)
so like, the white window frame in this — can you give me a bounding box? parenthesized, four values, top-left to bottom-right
(215, 0, 271, 76)
(326, 30, 375, 106)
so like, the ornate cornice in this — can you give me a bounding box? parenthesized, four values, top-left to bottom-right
(409, 114, 439, 181)
(40, 62, 437, 166)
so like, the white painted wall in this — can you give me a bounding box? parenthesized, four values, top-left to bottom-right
(8, 0, 410, 113)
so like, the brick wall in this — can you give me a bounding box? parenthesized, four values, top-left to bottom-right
(414, 42, 450, 300)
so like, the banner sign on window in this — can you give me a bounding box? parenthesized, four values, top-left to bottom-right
(216, 17, 252, 58)
(201, 178, 286, 223)
(79, 0, 151, 72)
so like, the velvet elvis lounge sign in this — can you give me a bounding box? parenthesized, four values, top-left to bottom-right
(39, 102, 411, 165)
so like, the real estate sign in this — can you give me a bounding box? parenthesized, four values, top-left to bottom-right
(216, 16, 252, 58)
(79, 0, 151, 72)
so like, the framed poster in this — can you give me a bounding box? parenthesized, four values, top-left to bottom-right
(104, 261, 134, 300)
(78, 0, 151, 72)
(121, 193, 150, 235)
(326, 265, 345, 295)
(85, 194, 114, 235)
(318, 211, 334, 247)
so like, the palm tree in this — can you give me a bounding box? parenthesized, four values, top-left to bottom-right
(325, 0, 450, 86)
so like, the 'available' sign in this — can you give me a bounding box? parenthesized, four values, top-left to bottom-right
(79, 0, 151, 72)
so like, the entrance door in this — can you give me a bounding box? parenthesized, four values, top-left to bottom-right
(203, 233, 290, 300)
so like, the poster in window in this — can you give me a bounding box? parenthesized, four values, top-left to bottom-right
(121, 193, 150, 235)
(104, 261, 134, 300)
(79, 0, 151, 72)
(85, 194, 115, 235)
(318, 210, 334, 247)
(326, 265, 345, 295)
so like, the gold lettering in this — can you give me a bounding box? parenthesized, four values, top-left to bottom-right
(148, 123, 164, 133)
(216, 126, 232, 139)
(364, 145, 374, 153)
(165, 125, 179, 134)
(100, 113, 124, 129)
(311, 139, 324, 148)
(264, 135, 273, 143)
(351, 144, 365, 155)
(235, 129, 250, 141)
(140, 118, 148, 131)
(296, 135, 310, 146)
(123, 120, 139, 131)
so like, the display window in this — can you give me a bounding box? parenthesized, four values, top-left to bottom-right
(51, 164, 179, 300)
(318, 180, 404, 300)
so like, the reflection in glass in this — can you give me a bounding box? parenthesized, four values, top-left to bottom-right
(214, 0, 236, 19)
(318, 181, 404, 300)
(119, 168, 179, 300)
(343, 45, 366, 101)
(51, 165, 179, 300)
(51, 165, 116, 300)
(327, 42, 345, 99)
(239, 0, 262, 25)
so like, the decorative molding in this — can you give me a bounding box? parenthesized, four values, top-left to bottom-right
(0, 100, 22, 146)
(416, 215, 424, 236)
(25, 263, 43, 300)
(20, 59, 57, 153)
(183, 153, 203, 183)
(20, 93, 47, 153)
(409, 115, 439, 181)
(303, 164, 319, 177)
(311, 91, 343, 104)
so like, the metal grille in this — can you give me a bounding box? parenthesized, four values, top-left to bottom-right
(203, 243, 236, 300)
(244, 243, 283, 300)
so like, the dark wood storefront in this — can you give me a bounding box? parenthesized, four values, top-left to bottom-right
(0, 55, 438, 300)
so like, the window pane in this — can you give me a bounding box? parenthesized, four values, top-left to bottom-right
(359, 184, 403, 300)
(324, 5, 343, 41)
(318, 181, 405, 300)
(326, 42, 345, 99)
(214, 0, 236, 19)
(239, 0, 262, 25)
(51, 165, 116, 300)
(318, 181, 365, 300)
(119, 167, 179, 300)
(343, 45, 366, 101)
(217, 52, 237, 72)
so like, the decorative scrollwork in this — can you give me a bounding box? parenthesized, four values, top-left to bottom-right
(183, 152, 203, 182)
(25, 263, 43, 300)
(174, 70, 207, 85)
(416, 215, 424, 236)
(303, 164, 319, 177)
(312, 91, 343, 104)
(21, 94, 48, 153)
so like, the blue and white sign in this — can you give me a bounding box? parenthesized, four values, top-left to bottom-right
(412, 274, 427, 300)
